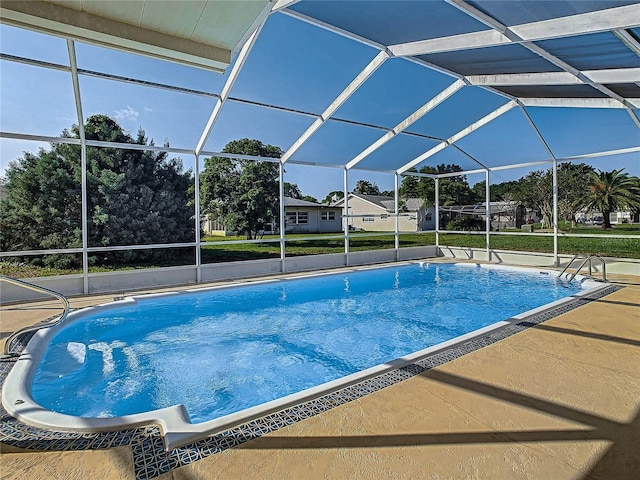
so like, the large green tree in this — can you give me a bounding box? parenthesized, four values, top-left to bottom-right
(0, 115, 194, 268)
(400, 164, 476, 206)
(513, 163, 595, 228)
(471, 180, 520, 202)
(579, 169, 640, 229)
(200, 138, 281, 239)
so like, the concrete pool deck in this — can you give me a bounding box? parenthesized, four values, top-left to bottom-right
(1, 265, 638, 479)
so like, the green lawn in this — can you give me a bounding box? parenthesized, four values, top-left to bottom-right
(2, 225, 638, 277)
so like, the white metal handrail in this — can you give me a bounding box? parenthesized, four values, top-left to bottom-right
(1, 276, 70, 356)
(558, 254, 607, 282)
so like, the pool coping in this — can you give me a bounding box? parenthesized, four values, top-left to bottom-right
(1, 262, 616, 462)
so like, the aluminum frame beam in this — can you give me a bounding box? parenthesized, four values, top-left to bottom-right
(195, 26, 263, 156)
(280, 50, 390, 164)
(468, 68, 640, 86)
(446, 0, 640, 126)
(390, 3, 640, 56)
(66, 39, 89, 294)
(519, 98, 638, 108)
(345, 79, 466, 170)
(396, 100, 517, 174)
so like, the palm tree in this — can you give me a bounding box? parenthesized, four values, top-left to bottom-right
(581, 169, 640, 229)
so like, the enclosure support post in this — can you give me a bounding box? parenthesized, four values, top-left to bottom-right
(194, 154, 202, 283)
(279, 162, 286, 273)
(394, 172, 400, 261)
(485, 169, 491, 261)
(552, 157, 559, 267)
(343, 167, 350, 266)
(67, 39, 89, 294)
(435, 177, 440, 254)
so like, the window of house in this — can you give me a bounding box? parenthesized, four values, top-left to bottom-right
(321, 211, 336, 221)
(285, 212, 297, 225)
(363, 216, 375, 222)
(286, 211, 308, 224)
(381, 215, 388, 221)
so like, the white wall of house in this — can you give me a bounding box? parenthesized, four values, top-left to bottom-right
(285, 207, 342, 233)
(336, 195, 434, 232)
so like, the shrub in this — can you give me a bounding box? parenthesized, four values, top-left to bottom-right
(446, 216, 485, 231)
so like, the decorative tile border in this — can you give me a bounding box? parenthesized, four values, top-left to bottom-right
(0, 283, 621, 480)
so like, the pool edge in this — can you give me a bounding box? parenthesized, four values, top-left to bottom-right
(1, 262, 616, 452)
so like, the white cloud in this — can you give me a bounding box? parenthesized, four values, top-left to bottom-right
(144, 107, 153, 112)
(114, 105, 140, 122)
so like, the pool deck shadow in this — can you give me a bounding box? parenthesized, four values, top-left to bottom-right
(1, 268, 638, 479)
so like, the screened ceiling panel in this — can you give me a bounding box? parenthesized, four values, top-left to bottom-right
(535, 32, 640, 71)
(412, 145, 487, 173)
(230, 13, 379, 115)
(0, 61, 76, 136)
(604, 83, 640, 98)
(203, 100, 317, 154)
(74, 42, 227, 95)
(574, 150, 640, 177)
(495, 85, 609, 99)
(526, 107, 640, 158)
(333, 58, 456, 129)
(0, 23, 69, 65)
(406, 87, 511, 140)
(284, 163, 345, 201)
(79, 75, 217, 150)
(467, 0, 639, 26)
(354, 133, 442, 172)
(455, 109, 553, 168)
(290, 119, 385, 167)
(288, 0, 490, 46)
(418, 43, 563, 76)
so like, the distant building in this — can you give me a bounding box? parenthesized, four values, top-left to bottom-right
(202, 197, 342, 236)
(332, 194, 434, 232)
(284, 197, 342, 233)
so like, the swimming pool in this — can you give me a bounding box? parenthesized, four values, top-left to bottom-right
(3, 262, 603, 450)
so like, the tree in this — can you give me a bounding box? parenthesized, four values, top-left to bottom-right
(353, 180, 380, 195)
(513, 163, 596, 228)
(322, 190, 344, 204)
(400, 164, 475, 207)
(630, 176, 640, 223)
(301, 195, 319, 203)
(283, 182, 302, 199)
(557, 163, 594, 223)
(0, 115, 194, 268)
(200, 139, 281, 239)
(471, 180, 520, 202)
(512, 169, 552, 228)
(398, 172, 423, 198)
(579, 169, 640, 229)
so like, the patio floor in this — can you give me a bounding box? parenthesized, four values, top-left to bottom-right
(1, 267, 638, 479)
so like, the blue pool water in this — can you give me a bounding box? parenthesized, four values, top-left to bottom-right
(32, 263, 584, 423)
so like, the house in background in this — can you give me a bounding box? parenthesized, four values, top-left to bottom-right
(203, 197, 343, 236)
(332, 194, 434, 232)
(285, 197, 342, 234)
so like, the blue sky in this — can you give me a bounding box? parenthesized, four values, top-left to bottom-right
(1, 11, 639, 201)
